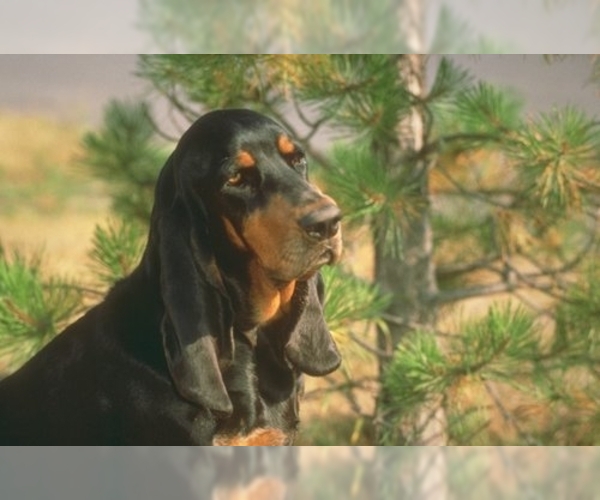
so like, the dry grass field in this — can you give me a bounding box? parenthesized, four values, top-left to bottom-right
(0, 114, 110, 277)
(0, 113, 376, 445)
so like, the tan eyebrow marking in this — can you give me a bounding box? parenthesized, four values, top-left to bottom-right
(276, 134, 296, 155)
(236, 150, 256, 168)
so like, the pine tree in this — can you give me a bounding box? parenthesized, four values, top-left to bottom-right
(2, 55, 600, 450)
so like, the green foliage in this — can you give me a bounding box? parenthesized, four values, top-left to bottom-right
(458, 82, 523, 133)
(138, 55, 276, 112)
(383, 330, 448, 414)
(456, 305, 538, 378)
(380, 302, 600, 444)
(324, 141, 413, 222)
(89, 219, 146, 288)
(426, 57, 473, 105)
(432, 204, 497, 265)
(0, 246, 82, 369)
(321, 265, 390, 336)
(554, 262, 600, 360)
(509, 107, 600, 211)
(437, 81, 523, 139)
(295, 55, 411, 144)
(4, 54, 600, 447)
(321, 140, 425, 256)
(80, 100, 169, 223)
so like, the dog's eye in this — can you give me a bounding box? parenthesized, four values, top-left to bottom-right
(226, 171, 245, 187)
(289, 152, 307, 171)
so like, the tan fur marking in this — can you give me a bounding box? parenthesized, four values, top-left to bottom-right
(243, 195, 301, 267)
(276, 134, 296, 155)
(236, 150, 256, 168)
(212, 427, 288, 446)
(279, 281, 296, 314)
(248, 261, 296, 324)
(250, 268, 281, 324)
(239, 195, 305, 323)
(222, 217, 247, 250)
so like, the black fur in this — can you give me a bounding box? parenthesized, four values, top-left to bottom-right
(0, 109, 342, 445)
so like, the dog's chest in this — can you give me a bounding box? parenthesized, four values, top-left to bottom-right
(212, 339, 299, 445)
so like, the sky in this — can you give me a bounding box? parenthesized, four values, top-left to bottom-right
(0, 56, 597, 130)
(0, 55, 142, 124)
(0, 2, 598, 125)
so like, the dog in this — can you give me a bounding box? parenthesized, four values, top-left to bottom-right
(0, 108, 343, 444)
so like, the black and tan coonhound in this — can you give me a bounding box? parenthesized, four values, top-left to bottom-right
(0, 109, 342, 445)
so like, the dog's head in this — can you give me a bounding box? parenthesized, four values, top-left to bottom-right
(180, 108, 342, 284)
(146, 109, 342, 413)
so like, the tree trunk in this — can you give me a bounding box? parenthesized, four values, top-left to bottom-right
(376, 53, 437, 349)
(374, 49, 448, 496)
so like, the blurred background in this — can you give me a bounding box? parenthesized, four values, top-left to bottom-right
(1, 55, 600, 449)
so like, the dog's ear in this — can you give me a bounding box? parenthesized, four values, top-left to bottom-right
(152, 157, 234, 414)
(255, 274, 340, 402)
(284, 274, 341, 376)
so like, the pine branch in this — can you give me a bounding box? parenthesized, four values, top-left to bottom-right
(381, 314, 456, 339)
(295, 109, 330, 144)
(161, 86, 200, 123)
(435, 280, 516, 305)
(0, 247, 83, 368)
(348, 331, 393, 360)
(145, 109, 181, 143)
(47, 282, 105, 299)
(89, 219, 146, 287)
(337, 368, 370, 418)
(418, 132, 501, 158)
(483, 381, 539, 446)
(503, 261, 574, 303)
(512, 290, 556, 319)
(437, 228, 597, 307)
(435, 163, 515, 208)
(521, 232, 598, 278)
(436, 255, 499, 279)
(303, 378, 376, 403)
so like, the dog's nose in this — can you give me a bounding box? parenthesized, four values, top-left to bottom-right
(299, 203, 342, 240)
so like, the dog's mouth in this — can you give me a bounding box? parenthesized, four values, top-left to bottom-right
(264, 230, 343, 285)
(319, 247, 339, 267)
(296, 248, 339, 281)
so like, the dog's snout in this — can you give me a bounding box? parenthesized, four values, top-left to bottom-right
(299, 203, 342, 240)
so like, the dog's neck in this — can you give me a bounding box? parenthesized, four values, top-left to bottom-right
(247, 261, 296, 326)
(210, 224, 297, 332)
(221, 261, 297, 337)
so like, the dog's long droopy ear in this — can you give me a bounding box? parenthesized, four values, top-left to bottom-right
(284, 274, 341, 376)
(153, 157, 234, 414)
